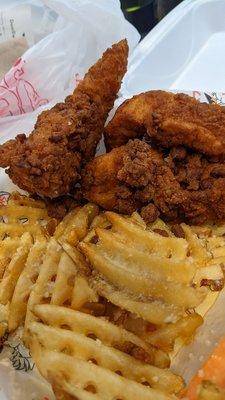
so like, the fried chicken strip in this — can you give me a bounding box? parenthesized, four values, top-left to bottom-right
(105, 91, 225, 157)
(82, 139, 225, 225)
(82, 139, 187, 220)
(0, 40, 128, 198)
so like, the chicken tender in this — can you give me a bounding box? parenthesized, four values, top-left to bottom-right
(0, 39, 128, 198)
(104, 91, 171, 150)
(82, 139, 225, 225)
(82, 139, 187, 220)
(105, 91, 225, 157)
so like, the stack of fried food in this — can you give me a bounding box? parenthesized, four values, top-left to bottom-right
(0, 191, 225, 399)
(1, 40, 225, 399)
(2, 42, 225, 228)
(83, 92, 225, 226)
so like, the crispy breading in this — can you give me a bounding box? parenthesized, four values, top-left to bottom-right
(104, 91, 225, 157)
(0, 40, 128, 198)
(104, 91, 171, 150)
(82, 139, 225, 225)
(82, 139, 187, 219)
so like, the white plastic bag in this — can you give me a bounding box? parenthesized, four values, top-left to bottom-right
(0, 0, 140, 119)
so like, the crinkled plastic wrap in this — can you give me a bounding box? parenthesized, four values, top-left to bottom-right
(0, 0, 140, 118)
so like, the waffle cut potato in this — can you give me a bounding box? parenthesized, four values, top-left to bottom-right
(77, 212, 225, 356)
(0, 196, 99, 341)
(27, 210, 225, 400)
(26, 206, 186, 399)
(0, 191, 54, 241)
(78, 213, 204, 355)
(3, 196, 225, 399)
(28, 304, 183, 399)
(24, 203, 99, 343)
(0, 192, 56, 337)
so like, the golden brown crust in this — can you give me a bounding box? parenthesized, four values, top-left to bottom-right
(82, 145, 127, 212)
(82, 139, 185, 218)
(0, 40, 128, 198)
(104, 91, 171, 150)
(104, 91, 225, 157)
(82, 139, 225, 225)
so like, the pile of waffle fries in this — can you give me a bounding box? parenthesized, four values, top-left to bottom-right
(1, 192, 225, 400)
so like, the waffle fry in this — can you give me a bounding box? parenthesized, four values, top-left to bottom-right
(22, 208, 224, 375)
(193, 265, 224, 289)
(0, 191, 55, 241)
(150, 220, 225, 279)
(83, 213, 112, 244)
(90, 213, 112, 230)
(54, 204, 99, 280)
(17, 203, 98, 343)
(8, 241, 47, 331)
(32, 346, 175, 400)
(32, 304, 169, 369)
(94, 227, 196, 283)
(0, 232, 33, 305)
(28, 304, 183, 398)
(55, 203, 99, 245)
(24, 239, 91, 343)
(209, 223, 225, 237)
(0, 203, 48, 224)
(0, 232, 36, 336)
(0, 222, 47, 241)
(148, 218, 175, 237)
(205, 236, 225, 266)
(105, 212, 188, 259)
(71, 275, 98, 311)
(2, 197, 224, 399)
(30, 322, 183, 393)
(0, 193, 59, 337)
(29, 322, 182, 393)
(78, 212, 225, 357)
(8, 192, 46, 209)
(183, 223, 225, 289)
(80, 241, 205, 309)
(0, 237, 21, 278)
(0, 199, 99, 338)
(24, 238, 64, 332)
(145, 313, 203, 352)
(88, 276, 183, 325)
(52, 380, 102, 400)
(180, 224, 208, 262)
(54, 207, 80, 242)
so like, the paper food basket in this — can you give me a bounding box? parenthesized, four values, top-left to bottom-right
(0, 0, 225, 399)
